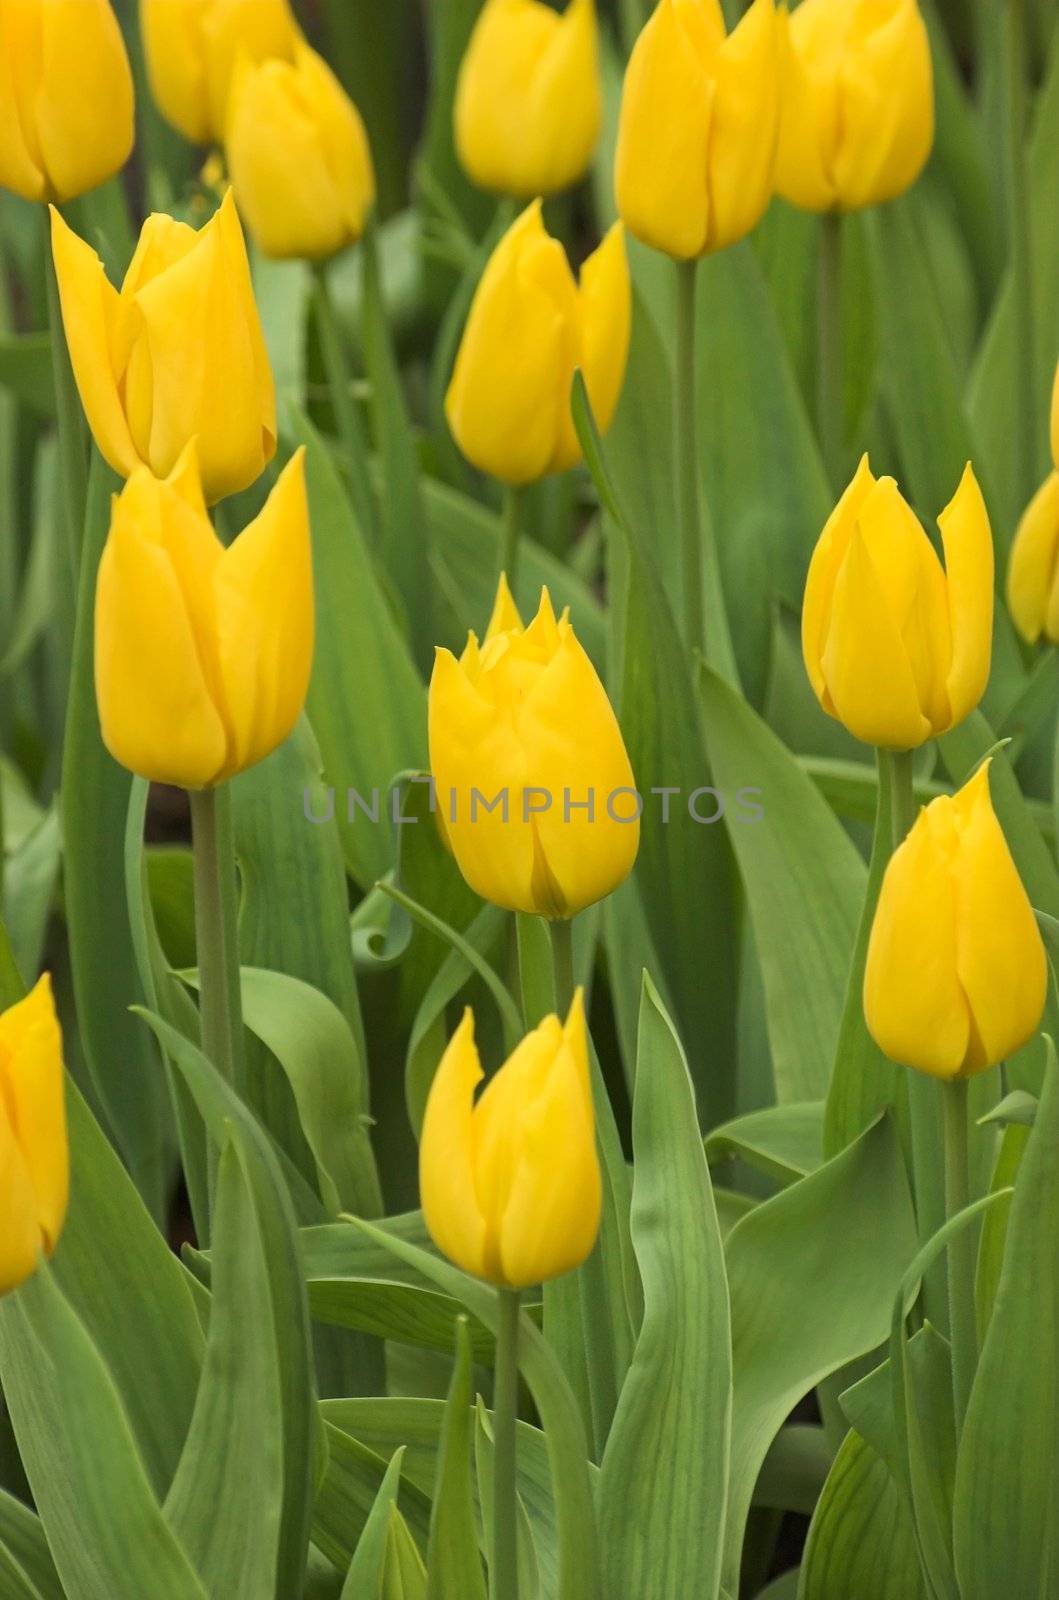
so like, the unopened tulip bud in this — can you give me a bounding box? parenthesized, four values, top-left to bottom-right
(140, 0, 298, 146)
(0, 976, 67, 1296)
(1007, 472, 1059, 647)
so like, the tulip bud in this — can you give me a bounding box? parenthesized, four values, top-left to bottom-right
(0, 0, 133, 203)
(429, 577, 639, 918)
(614, 0, 782, 260)
(95, 442, 313, 788)
(801, 455, 993, 749)
(226, 40, 375, 262)
(50, 191, 276, 505)
(1007, 472, 1059, 647)
(446, 202, 629, 484)
(864, 762, 1046, 1079)
(420, 992, 601, 1288)
(455, 0, 602, 199)
(0, 975, 68, 1296)
(776, 0, 934, 213)
(140, 0, 298, 146)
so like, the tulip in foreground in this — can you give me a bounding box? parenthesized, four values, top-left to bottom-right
(95, 442, 313, 789)
(614, 0, 782, 259)
(429, 578, 639, 918)
(864, 762, 1046, 1079)
(420, 992, 600, 1288)
(226, 40, 375, 262)
(455, 0, 602, 199)
(0, 976, 68, 1297)
(50, 192, 275, 504)
(140, 0, 298, 146)
(0, 0, 134, 202)
(1007, 471, 1059, 646)
(802, 456, 993, 749)
(777, 0, 934, 213)
(446, 202, 629, 484)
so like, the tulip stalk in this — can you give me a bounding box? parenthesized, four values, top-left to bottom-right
(500, 486, 525, 594)
(311, 260, 379, 547)
(941, 1076, 977, 1435)
(491, 1286, 521, 1600)
(675, 259, 705, 655)
(817, 212, 844, 489)
(189, 785, 245, 1113)
(549, 917, 575, 1015)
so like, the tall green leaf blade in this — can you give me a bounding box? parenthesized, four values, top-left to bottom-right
(0, 1494, 61, 1600)
(426, 1319, 487, 1600)
(798, 1430, 925, 1600)
(339, 1449, 407, 1599)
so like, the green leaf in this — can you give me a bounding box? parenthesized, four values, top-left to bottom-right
(975, 1120, 1029, 1340)
(164, 1133, 284, 1599)
(426, 1320, 487, 1600)
(598, 976, 731, 1600)
(798, 1430, 926, 1600)
(953, 1044, 1059, 1598)
(0, 333, 53, 419)
(722, 1117, 918, 1591)
(0, 1493, 62, 1600)
(706, 1102, 825, 1186)
(340, 1448, 407, 1599)
(314, 1427, 431, 1574)
(473, 1401, 543, 1600)
(699, 665, 867, 1103)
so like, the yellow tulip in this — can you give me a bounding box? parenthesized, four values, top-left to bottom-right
(776, 0, 934, 213)
(1007, 471, 1059, 647)
(140, 0, 298, 146)
(614, 0, 782, 260)
(801, 455, 993, 749)
(226, 40, 375, 262)
(0, 0, 133, 203)
(420, 992, 600, 1288)
(50, 192, 276, 505)
(454, 0, 602, 199)
(446, 202, 629, 484)
(0, 975, 68, 1297)
(429, 577, 639, 918)
(864, 762, 1046, 1079)
(95, 441, 313, 788)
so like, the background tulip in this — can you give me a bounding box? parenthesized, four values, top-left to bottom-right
(614, 0, 781, 259)
(1007, 471, 1059, 646)
(226, 40, 375, 262)
(864, 763, 1046, 1078)
(802, 455, 993, 749)
(0, 0, 133, 203)
(95, 443, 313, 788)
(454, 0, 601, 198)
(51, 192, 276, 505)
(420, 993, 600, 1288)
(446, 202, 629, 484)
(140, 0, 297, 146)
(776, 0, 934, 213)
(0, 975, 67, 1297)
(429, 578, 639, 918)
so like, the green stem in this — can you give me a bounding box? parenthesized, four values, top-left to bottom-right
(312, 259, 379, 547)
(491, 1287, 521, 1600)
(500, 486, 524, 596)
(44, 207, 88, 578)
(189, 785, 245, 1100)
(675, 258, 704, 655)
(1005, 0, 1040, 508)
(817, 211, 844, 490)
(942, 1077, 978, 1435)
(548, 916, 575, 1016)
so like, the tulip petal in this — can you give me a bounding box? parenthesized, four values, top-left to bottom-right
(140, 0, 211, 144)
(0, 975, 67, 1253)
(774, 2, 837, 211)
(0, 1089, 42, 1297)
(801, 453, 877, 711)
(484, 573, 524, 643)
(938, 462, 993, 727)
(833, 0, 933, 210)
(213, 448, 314, 778)
(200, 0, 298, 141)
(419, 1010, 490, 1281)
(526, 0, 602, 195)
(1007, 471, 1059, 646)
(863, 800, 971, 1078)
(707, 0, 781, 252)
(0, 5, 46, 200)
(36, 0, 134, 203)
(50, 206, 141, 480)
(551, 220, 630, 471)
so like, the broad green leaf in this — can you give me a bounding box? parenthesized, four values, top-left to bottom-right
(722, 1117, 917, 1591)
(313, 1426, 431, 1572)
(3, 806, 59, 980)
(598, 976, 731, 1600)
(953, 1045, 1059, 1599)
(699, 665, 867, 1103)
(0, 1494, 61, 1600)
(798, 1430, 925, 1600)
(706, 1102, 825, 1186)
(308, 1276, 500, 1363)
(164, 1135, 284, 1600)
(426, 1320, 487, 1600)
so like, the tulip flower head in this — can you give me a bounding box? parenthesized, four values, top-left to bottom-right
(226, 40, 375, 262)
(0, 975, 68, 1297)
(802, 456, 993, 749)
(777, 0, 934, 213)
(455, 0, 602, 199)
(614, 0, 783, 260)
(1007, 471, 1059, 647)
(429, 577, 639, 918)
(446, 202, 630, 484)
(140, 0, 298, 146)
(864, 762, 1047, 1079)
(50, 192, 276, 505)
(0, 0, 134, 202)
(420, 992, 601, 1289)
(95, 442, 314, 789)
